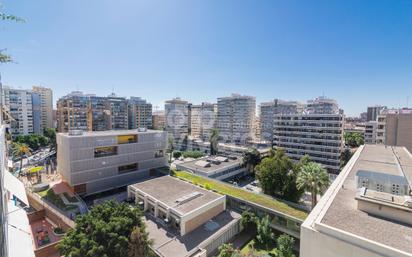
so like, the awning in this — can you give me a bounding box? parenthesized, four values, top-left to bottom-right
(4, 170, 29, 205)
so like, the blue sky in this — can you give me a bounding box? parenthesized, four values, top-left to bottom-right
(1, 0, 412, 116)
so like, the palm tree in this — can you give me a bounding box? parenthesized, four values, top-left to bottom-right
(297, 162, 330, 209)
(167, 135, 175, 163)
(242, 148, 261, 172)
(12, 142, 31, 174)
(209, 128, 219, 155)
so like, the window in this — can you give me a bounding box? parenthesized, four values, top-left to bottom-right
(118, 163, 138, 174)
(94, 146, 118, 158)
(117, 134, 137, 144)
(155, 150, 164, 158)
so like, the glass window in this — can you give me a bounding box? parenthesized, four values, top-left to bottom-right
(94, 146, 118, 158)
(155, 150, 164, 158)
(118, 163, 138, 174)
(117, 135, 138, 144)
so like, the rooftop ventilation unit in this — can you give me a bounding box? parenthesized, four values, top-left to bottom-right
(68, 130, 84, 136)
(175, 192, 203, 205)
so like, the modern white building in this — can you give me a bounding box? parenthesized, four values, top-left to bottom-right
(57, 129, 168, 195)
(300, 144, 412, 257)
(260, 99, 304, 142)
(165, 98, 189, 141)
(217, 94, 256, 144)
(189, 102, 216, 141)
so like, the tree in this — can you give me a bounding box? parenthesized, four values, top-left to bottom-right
(276, 234, 296, 257)
(1, 4, 25, 63)
(242, 148, 261, 172)
(240, 209, 257, 232)
(209, 128, 219, 155)
(218, 243, 237, 257)
(173, 150, 182, 159)
(297, 162, 330, 209)
(12, 142, 31, 172)
(344, 132, 364, 148)
(128, 226, 154, 257)
(167, 135, 175, 162)
(340, 148, 352, 168)
(43, 128, 57, 150)
(255, 149, 303, 202)
(256, 215, 274, 249)
(58, 201, 151, 257)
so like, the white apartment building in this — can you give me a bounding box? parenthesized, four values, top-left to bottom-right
(364, 121, 377, 144)
(217, 94, 255, 144)
(57, 129, 168, 195)
(260, 99, 304, 142)
(189, 102, 216, 141)
(1, 87, 37, 137)
(273, 97, 344, 174)
(32, 86, 54, 131)
(300, 145, 412, 257)
(165, 98, 189, 141)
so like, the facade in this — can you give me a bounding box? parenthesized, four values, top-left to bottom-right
(273, 97, 344, 174)
(366, 105, 386, 121)
(128, 97, 152, 129)
(380, 109, 412, 153)
(165, 98, 189, 141)
(57, 129, 167, 195)
(364, 121, 377, 144)
(260, 99, 304, 142)
(152, 110, 165, 130)
(1, 87, 36, 137)
(217, 94, 256, 144)
(105, 94, 128, 130)
(56, 91, 89, 132)
(87, 96, 108, 131)
(300, 144, 412, 257)
(175, 155, 248, 181)
(128, 176, 226, 236)
(32, 86, 54, 131)
(189, 102, 216, 140)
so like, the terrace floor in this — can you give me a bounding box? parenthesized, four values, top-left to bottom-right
(30, 218, 61, 249)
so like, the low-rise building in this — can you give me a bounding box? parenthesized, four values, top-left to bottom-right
(57, 129, 167, 195)
(175, 155, 247, 180)
(300, 145, 412, 257)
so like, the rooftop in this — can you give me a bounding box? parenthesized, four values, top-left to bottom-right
(58, 128, 164, 137)
(177, 156, 242, 173)
(129, 176, 224, 215)
(320, 145, 412, 254)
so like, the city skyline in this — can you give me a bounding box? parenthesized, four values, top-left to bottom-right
(2, 0, 412, 116)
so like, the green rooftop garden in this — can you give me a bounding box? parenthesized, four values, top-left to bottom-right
(173, 171, 308, 220)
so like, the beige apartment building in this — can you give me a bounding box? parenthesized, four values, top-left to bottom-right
(57, 129, 167, 195)
(189, 102, 217, 141)
(32, 86, 54, 131)
(300, 145, 412, 257)
(165, 98, 189, 141)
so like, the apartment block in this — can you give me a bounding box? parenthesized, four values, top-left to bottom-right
(128, 97, 152, 129)
(189, 102, 216, 140)
(217, 94, 256, 144)
(165, 98, 189, 141)
(105, 94, 128, 130)
(366, 105, 386, 121)
(364, 121, 377, 144)
(56, 91, 89, 132)
(57, 129, 168, 195)
(300, 145, 412, 257)
(2, 87, 36, 137)
(260, 99, 304, 142)
(152, 110, 165, 130)
(32, 86, 54, 131)
(273, 97, 344, 174)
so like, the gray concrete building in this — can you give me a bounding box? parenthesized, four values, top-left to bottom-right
(378, 108, 412, 153)
(367, 105, 386, 122)
(364, 121, 377, 144)
(217, 94, 256, 144)
(57, 129, 168, 195)
(300, 145, 412, 257)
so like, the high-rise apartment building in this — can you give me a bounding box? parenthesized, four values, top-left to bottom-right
(165, 98, 189, 141)
(364, 121, 377, 144)
(105, 93, 128, 130)
(128, 97, 152, 129)
(301, 145, 412, 257)
(56, 91, 89, 132)
(366, 105, 386, 121)
(189, 102, 216, 140)
(217, 94, 256, 144)
(260, 99, 304, 142)
(273, 97, 344, 174)
(375, 108, 412, 152)
(152, 110, 165, 130)
(32, 86, 53, 131)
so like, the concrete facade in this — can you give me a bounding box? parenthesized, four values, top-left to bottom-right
(189, 103, 217, 141)
(57, 129, 167, 195)
(165, 98, 189, 141)
(128, 97, 152, 129)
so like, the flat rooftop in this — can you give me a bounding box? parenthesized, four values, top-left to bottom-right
(129, 176, 224, 215)
(321, 145, 412, 253)
(145, 210, 240, 257)
(177, 156, 242, 173)
(58, 129, 163, 137)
